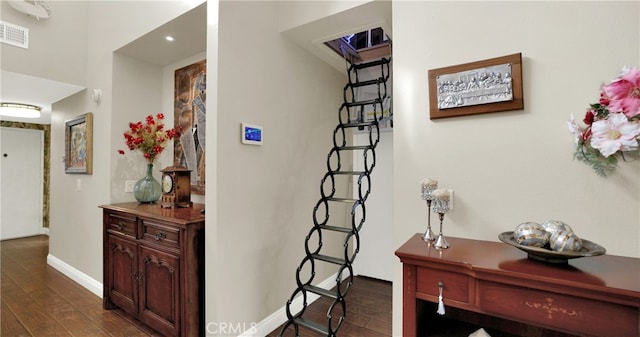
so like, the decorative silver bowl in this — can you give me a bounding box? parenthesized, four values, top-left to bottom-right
(499, 231, 606, 264)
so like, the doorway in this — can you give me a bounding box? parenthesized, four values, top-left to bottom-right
(1, 127, 44, 240)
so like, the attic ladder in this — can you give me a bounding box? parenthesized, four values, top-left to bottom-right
(278, 55, 391, 337)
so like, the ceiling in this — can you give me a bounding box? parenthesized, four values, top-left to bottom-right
(280, 0, 391, 74)
(0, 1, 391, 125)
(0, 2, 206, 125)
(115, 3, 206, 66)
(0, 71, 85, 124)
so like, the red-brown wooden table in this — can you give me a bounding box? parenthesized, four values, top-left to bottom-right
(395, 234, 640, 337)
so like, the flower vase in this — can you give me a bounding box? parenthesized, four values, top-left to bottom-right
(134, 163, 161, 203)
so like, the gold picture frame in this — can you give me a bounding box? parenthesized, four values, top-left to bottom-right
(429, 53, 524, 119)
(64, 112, 93, 174)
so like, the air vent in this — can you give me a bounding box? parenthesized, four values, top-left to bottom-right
(0, 21, 29, 49)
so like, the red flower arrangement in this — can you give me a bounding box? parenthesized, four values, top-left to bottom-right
(118, 113, 178, 163)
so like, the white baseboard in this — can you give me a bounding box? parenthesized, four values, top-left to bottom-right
(45, 255, 342, 336)
(239, 272, 339, 337)
(47, 254, 103, 298)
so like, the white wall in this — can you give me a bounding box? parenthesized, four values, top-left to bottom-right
(6, 0, 377, 334)
(49, 0, 203, 290)
(15, 1, 640, 336)
(277, 0, 372, 32)
(278, 0, 391, 74)
(110, 51, 204, 203)
(353, 130, 393, 281)
(205, 0, 220, 327)
(44, 1, 349, 333)
(111, 53, 164, 201)
(391, 1, 640, 335)
(212, 0, 348, 329)
(0, 1, 89, 86)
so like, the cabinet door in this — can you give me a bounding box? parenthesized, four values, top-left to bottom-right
(138, 245, 180, 337)
(107, 234, 138, 314)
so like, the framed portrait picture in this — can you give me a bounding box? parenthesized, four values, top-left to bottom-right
(64, 112, 93, 174)
(428, 53, 524, 119)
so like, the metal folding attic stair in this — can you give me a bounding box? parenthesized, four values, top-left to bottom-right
(278, 56, 391, 337)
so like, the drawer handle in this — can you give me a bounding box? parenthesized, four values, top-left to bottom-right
(154, 232, 167, 241)
(117, 222, 125, 230)
(437, 281, 446, 315)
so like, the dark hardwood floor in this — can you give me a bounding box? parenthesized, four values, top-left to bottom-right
(1, 235, 155, 337)
(267, 276, 392, 337)
(2, 235, 392, 337)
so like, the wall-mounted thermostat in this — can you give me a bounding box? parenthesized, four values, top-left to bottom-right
(241, 123, 263, 145)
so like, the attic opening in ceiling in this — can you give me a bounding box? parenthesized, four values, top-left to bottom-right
(325, 27, 391, 64)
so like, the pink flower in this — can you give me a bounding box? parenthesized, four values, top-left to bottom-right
(589, 112, 640, 157)
(568, 114, 593, 145)
(568, 114, 583, 144)
(599, 90, 610, 106)
(603, 67, 640, 118)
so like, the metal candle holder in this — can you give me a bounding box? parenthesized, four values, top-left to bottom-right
(421, 181, 437, 242)
(432, 195, 450, 249)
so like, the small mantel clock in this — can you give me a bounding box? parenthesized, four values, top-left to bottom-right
(160, 166, 193, 208)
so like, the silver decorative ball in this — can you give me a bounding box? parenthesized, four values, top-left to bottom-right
(549, 230, 583, 252)
(514, 222, 550, 248)
(541, 220, 574, 237)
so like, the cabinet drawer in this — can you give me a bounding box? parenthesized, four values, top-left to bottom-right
(141, 220, 180, 249)
(107, 213, 137, 238)
(416, 267, 469, 304)
(478, 280, 639, 337)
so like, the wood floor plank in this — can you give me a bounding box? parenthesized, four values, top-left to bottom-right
(0, 236, 153, 337)
(1, 301, 31, 337)
(80, 306, 155, 337)
(2, 235, 393, 337)
(28, 287, 111, 337)
(2, 266, 71, 336)
(2, 288, 71, 336)
(266, 276, 392, 337)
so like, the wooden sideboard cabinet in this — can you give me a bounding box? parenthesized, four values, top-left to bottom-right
(395, 234, 640, 337)
(100, 203, 205, 337)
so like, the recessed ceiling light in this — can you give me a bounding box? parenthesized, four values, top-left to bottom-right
(0, 102, 42, 118)
(165, 36, 175, 42)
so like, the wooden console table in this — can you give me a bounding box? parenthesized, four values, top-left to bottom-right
(395, 234, 640, 337)
(101, 203, 205, 337)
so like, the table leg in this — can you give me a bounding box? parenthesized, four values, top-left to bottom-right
(403, 264, 417, 337)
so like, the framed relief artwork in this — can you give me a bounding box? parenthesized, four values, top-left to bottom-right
(174, 59, 206, 194)
(64, 112, 93, 174)
(428, 53, 524, 119)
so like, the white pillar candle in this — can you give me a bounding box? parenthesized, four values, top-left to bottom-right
(421, 179, 438, 200)
(432, 189, 450, 201)
(421, 179, 438, 189)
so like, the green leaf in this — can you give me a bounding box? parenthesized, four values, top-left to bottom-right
(573, 145, 617, 177)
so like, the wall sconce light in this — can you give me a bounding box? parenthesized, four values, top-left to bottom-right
(90, 89, 102, 104)
(0, 102, 42, 118)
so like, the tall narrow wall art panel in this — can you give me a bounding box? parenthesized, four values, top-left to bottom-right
(174, 59, 206, 194)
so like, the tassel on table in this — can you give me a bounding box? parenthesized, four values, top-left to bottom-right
(437, 288, 445, 315)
